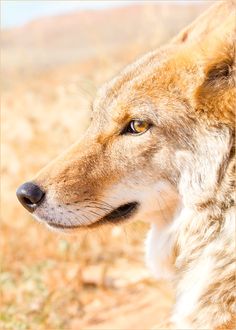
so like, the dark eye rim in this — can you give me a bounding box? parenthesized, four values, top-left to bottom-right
(121, 119, 152, 135)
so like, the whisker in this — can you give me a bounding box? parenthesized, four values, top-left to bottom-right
(87, 199, 115, 209)
(85, 209, 106, 218)
(72, 199, 114, 212)
(85, 204, 112, 212)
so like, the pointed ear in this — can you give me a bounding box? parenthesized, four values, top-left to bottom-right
(173, 1, 236, 127)
(195, 36, 235, 127)
(202, 40, 235, 91)
(171, 0, 236, 45)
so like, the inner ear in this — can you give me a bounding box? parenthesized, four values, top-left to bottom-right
(207, 59, 233, 81)
(204, 48, 235, 89)
(198, 40, 235, 96)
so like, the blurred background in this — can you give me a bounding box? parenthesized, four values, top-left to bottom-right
(1, 1, 212, 329)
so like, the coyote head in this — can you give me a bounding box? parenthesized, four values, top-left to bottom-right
(17, 2, 235, 232)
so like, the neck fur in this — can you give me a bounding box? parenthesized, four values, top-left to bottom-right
(177, 127, 235, 213)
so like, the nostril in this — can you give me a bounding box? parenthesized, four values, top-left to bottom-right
(22, 196, 34, 206)
(16, 182, 45, 212)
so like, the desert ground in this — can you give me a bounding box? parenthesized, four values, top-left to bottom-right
(1, 2, 211, 329)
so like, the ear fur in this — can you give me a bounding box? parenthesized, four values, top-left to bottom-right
(202, 41, 235, 91)
(194, 34, 236, 128)
(180, 0, 235, 128)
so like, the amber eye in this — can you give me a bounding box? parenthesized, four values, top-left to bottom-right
(122, 119, 151, 135)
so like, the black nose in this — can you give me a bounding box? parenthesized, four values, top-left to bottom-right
(16, 182, 45, 212)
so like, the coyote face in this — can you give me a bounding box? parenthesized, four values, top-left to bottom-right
(18, 46, 187, 230)
(16, 35, 234, 231)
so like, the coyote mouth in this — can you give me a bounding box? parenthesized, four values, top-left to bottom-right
(47, 202, 139, 230)
(95, 201, 139, 226)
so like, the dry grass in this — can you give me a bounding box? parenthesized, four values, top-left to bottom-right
(1, 3, 210, 329)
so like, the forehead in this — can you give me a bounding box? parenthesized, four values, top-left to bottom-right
(93, 47, 169, 102)
(93, 44, 197, 123)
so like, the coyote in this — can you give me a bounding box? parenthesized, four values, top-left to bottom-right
(17, 1, 235, 329)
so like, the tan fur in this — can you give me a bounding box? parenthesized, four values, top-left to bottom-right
(18, 1, 236, 329)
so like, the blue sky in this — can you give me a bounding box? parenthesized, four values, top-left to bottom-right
(1, 1, 135, 28)
(1, 1, 203, 29)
